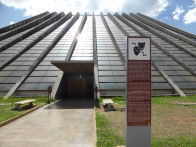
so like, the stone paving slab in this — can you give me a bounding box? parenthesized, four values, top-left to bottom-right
(0, 99, 95, 147)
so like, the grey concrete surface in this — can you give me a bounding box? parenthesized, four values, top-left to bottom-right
(0, 98, 95, 147)
(127, 126, 151, 147)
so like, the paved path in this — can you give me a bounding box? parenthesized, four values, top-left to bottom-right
(0, 98, 95, 147)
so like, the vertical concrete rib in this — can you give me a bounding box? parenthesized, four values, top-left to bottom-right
(152, 61, 186, 97)
(137, 13, 196, 40)
(0, 12, 49, 34)
(93, 13, 98, 64)
(0, 13, 72, 71)
(93, 13, 100, 98)
(52, 13, 87, 98)
(121, 13, 196, 77)
(114, 13, 186, 96)
(0, 12, 56, 41)
(100, 13, 125, 68)
(4, 13, 80, 99)
(65, 13, 87, 61)
(127, 13, 196, 59)
(130, 13, 196, 47)
(0, 12, 64, 52)
(108, 13, 129, 36)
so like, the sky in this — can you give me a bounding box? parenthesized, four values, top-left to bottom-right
(0, 0, 196, 34)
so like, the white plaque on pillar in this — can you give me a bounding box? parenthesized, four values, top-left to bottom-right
(128, 38, 150, 60)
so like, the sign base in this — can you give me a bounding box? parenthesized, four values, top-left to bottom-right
(127, 126, 151, 147)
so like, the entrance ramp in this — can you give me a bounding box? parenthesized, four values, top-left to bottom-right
(0, 99, 95, 147)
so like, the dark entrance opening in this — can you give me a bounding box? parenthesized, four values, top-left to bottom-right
(56, 73, 93, 99)
(67, 75, 88, 98)
(51, 61, 94, 101)
(66, 74, 93, 98)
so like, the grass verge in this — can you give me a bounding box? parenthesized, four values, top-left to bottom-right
(96, 112, 125, 147)
(0, 97, 55, 123)
(96, 95, 196, 147)
(152, 95, 196, 107)
(152, 137, 196, 147)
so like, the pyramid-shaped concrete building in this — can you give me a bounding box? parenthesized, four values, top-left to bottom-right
(0, 12, 196, 98)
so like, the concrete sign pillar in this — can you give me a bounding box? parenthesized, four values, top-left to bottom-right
(126, 36, 151, 147)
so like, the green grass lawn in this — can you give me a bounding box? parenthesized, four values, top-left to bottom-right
(96, 95, 196, 147)
(96, 112, 125, 147)
(0, 96, 54, 123)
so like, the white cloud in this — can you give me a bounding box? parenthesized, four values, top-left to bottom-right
(184, 0, 196, 24)
(172, 6, 184, 20)
(121, 0, 168, 17)
(164, 16, 171, 21)
(9, 21, 14, 24)
(0, 0, 168, 17)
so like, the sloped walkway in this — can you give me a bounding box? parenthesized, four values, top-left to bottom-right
(0, 98, 95, 147)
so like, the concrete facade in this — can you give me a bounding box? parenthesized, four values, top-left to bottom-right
(0, 12, 196, 97)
